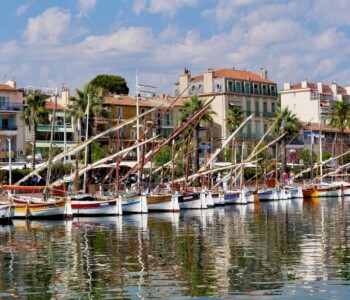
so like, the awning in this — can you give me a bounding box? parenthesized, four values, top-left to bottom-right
(30, 141, 77, 148)
(304, 131, 324, 138)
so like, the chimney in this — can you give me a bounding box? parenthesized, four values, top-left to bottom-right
(331, 82, 338, 97)
(179, 69, 191, 97)
(345, 85, 350, 95)
(317, 81, 323, 93)
(260, 68, 268, 80)
(61, 87, 70, 107)
(301, 79, 308, 88)
(283, 82, 291, 90)
(203, 68, 214, 93)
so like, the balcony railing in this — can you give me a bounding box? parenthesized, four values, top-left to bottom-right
(0, 126, 17, 131)
(0, 103, 23, 111)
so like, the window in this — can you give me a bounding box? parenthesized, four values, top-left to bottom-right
(255, 123, 260, 135)
(311, 93, 320, 100)
(255, 101, 259, 115)
(264, 123, 268, 133)
(247, 122, 252, 135)
(0, 97, 5, 107)
(270, 85, 276, 96)
(272, 103, 275, 113)
(262, 84, 268, 95)
(117, 107, 123, 119)
(246, 100, 251, 116)
(263, 102, 268, 113)
(164, 113, 172, 126)
(235, 81, 242, 93)
(227, 80, 234, 92)
(244, 82, 251, 94)
(253, 83, 260, 94)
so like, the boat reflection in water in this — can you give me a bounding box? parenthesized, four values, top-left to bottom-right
(2, 198, 350, 299)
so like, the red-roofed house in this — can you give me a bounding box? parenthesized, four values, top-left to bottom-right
(280, 79, 350, 124)
(174, 68, 278, 150)
(0, 80, 26, 164)
(281, 79, 350, 162)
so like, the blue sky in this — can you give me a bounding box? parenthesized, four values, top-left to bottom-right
(1, 0, 350, 96)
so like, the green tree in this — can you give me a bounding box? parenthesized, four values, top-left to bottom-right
(21, 93, 49, 170)
(226, 106, 244, 132)
(327, 100, 350, 165)
(269, 107, 301, 175)
(178, 95, 216, 183)
(225, 106, 244, 163)
(90, 74, 129, 95)
(66, 83, 110, 181)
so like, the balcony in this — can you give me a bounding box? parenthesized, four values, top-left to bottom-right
(0, 103, 23, 112)
(0, 126, 18, 136)
(263, 111, 274, 117)
(37, 124, 74, 133)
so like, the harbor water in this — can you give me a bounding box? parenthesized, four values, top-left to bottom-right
(1, 197, 350, 299)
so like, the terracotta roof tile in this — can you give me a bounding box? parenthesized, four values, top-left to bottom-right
(0, 84, 17, 91)
(104, 95, 185, 108)
(45, 101, 65, 110)
(191, 68, 275, 84)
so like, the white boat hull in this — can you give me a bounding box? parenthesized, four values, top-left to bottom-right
(120, 194, 148, 213)
(12, 197, 68, 218)
(290, 187, 303, 198)
(147, 193, 180, 212)
(0, 204, 14, 223)
(245, 190, 255, 203)
(258, 188, 276, 201)
(204, 190, 214, 208)
(71, 199, 120, 216)
(178, 192, 207, 209)
(224, 190, 247, 204)
(317, 185, 342, 197)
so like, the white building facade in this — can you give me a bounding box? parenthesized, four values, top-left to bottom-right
(173, 68, 278, 149)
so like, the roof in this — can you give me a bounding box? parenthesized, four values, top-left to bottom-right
(301, 122, 350, 133)
(291, 82, 348, 95)
(104, 94, 185, 108)
(191, 68, 275, 84)
(0, 84, 17, 91)
(45, 100, 65, 110)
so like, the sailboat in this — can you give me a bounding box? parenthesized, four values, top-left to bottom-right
(4, 90, 72, 219)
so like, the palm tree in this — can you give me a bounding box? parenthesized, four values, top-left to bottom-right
(225, 106, 244, 162)
(178, 95, 216, 182)
(269, 107, 301, 175)
(66, 84, 110, 159)
(66, 83, 110, 190)
(327, 100, 350, 165)
(21, 93, 49, 170)
(226, 106, 244, 132)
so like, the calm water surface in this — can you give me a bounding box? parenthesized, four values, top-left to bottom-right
(1, 197, 350, 299)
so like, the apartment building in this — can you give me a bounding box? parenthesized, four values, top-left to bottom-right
(0, 80, 26, 161)
(280, 80, 350, 161)
(173, 68, 278, 149)
(280, 79, 350, 124)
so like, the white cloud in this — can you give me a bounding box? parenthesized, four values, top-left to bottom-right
(77, 0, 98, 16)
(77, 27, 154, 53)
(133, 0, 147, 15)
(133, 0, 199, 16)
(16, 2, 34, 17)
(310, 0, 350, 27)
(247, 20, 305, 45)
(23, 7, 71, 45)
